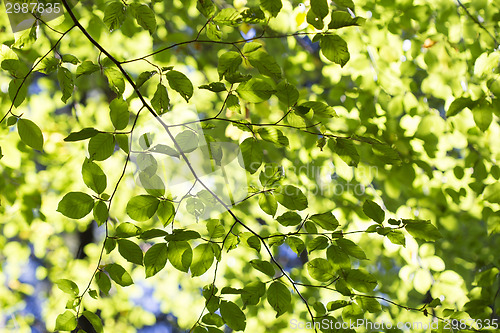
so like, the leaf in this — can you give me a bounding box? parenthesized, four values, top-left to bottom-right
(82, 158, 107, 194)
(104, 68, 125, 95)
(275, 81, 299, 106)
(220, 300, 246, 331)
(218, 51, 242, 80)
(327, 300, 351, 311)
(345, 269, 377, 292)
(238, 137, 263, 174)
(274, 185, 308, 210)
(62, 54, 80, 65)
(57, 192, 94, 219)
(372, 143, 401, 164)
(387, 230, 406, 246)
(267, 281, 291, 317)
(404, 219, 442, 242)
(310, 211, 339, 231)
(9, 78, 28, 108)
(144, 243, 168, 278)
(199, 82, 226, 92)
(64, 128, 100, 142)
(88, 133, 115, 161)
(447, 97, 477, 117)
(17, 119, 44, 151)
(134, 4, 157, 34)
(55, 311, 77, 331)
(247, 235, 261, 252)
(328, 11, 364, 29)
(93, 201, 109, 226)
(247, 50, 282, 79)
(336, 238, 367, 260)
(362, 200, 385, 224)
(157, 201, 175, 226)
(55, 279, 79, 296)
(310, 0, 329, 19)
(213, 8, 242, 26)
(307, 236, 329, 253)
(258, 192, 277, 216)
(116, 222, 141, 238)
(126, 195, 160, 221)
(327, 245, 351, 269)
(472, 102, 493, 132)
(257, 128, 289, 147)
(250, 259, 275, 276)
(484, 182, 500, 203)
(82, 311, 103, 333)
(286, 236, 305, 255)
(197, 0, 216, 18)
(151, 83, 170, 114)
(276, 211, 302, 226)
(206, 219, 225, 239)
(139, 172, 165, 197)
(109, 98, 129, 130)
(356, 296, 381, 313)
(76, 61, 100, 77)
(260, 0, 282, 17)
(103, 1, 126, 31)
(167, 241, 192, 272)
(117, 239, 143, 265)
(105, 263, 133, 286)
(307, 258, 335, 282)
(320, 35, 350, 67)
(236, 78, 275, 103)
(57, 67, 74, 103)
(175, 130, 198, 153)
(95, 271, 111, 295)
(328, 138, 359, 167)
(191, 243, 215, 277)
(166, 70, 193, 102)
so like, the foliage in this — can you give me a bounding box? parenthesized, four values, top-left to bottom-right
(0, 0, 499, 332)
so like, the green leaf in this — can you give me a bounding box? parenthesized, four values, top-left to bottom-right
(334, 0, 354, 7)
(117, 239, 143, 265)
(327, 245, 351, 269)
(250, 259, 275, 277)
(105, 263, 133, 286)
(88, 133, 115, 161)
(258, 192, 277, 216)
(197, 0, 216, 18)
(76, 61, 100, 77)
(218, 51, 242, 80)
(447, 97, 477, 117)
(166, 70, 193, 102)
(140, 229, 167, 239)
(191, 243, 215, 277)
(260, 0, 282, 17)
(151, 83, 170, 114)
(247, 50, 282, 79)
(206, 219, 225, 239)
(310, 211, 339, 231)
(55, 311, 77, 331)
(109, 98, 129, 130)
(116, 222, 141, 238)
(167, 241, 192, 272)
(310, 0, 329, 19)
(139, 172, 165, 197)
(345, 269, 377, 292)
(328, 138, 359, 167)
(64, 128, 100, 142)
(236, 78, 275, 103)
(472, 102, 493, 132)
(103, 1, 126, 31)
(286, 236, 305, 255)
(404, 219, 442, 242)
(134, 4, 157, 34)
(164, 229, 201, 241)
(96, 271, 111, 295)
(82, 159, 107, 194)
(213, 8, 242, 26)
(257, 128, 289, 147)
(307, 235, 329, 253)
(104, 68, 125, 95)
(238, 137, 263, 174)
(387, 230, 406, 246)
(57, 192, 94, 219)
(327, 300, 350, 311)
(220, 300, 246, 331)
(144, 243, 168, 278)
(157, 201, 175, 226)
(9, 78, 28, 108)
(276, 211, 302, 226)
(82, 311, 103, 333)
(356, 296, 381, 313)
(372, 143, 401, 164)
(17, 119, 44, 151)
(362, 200, 385, 224)
(202, 313, 224, 327)
(57, 67, 74, 103)
(336, 238, 367, 260)
(275, 81, 299, 106)
(93, 200, 109, 226)
(199, 82, 226, 92)
(307, 258, 335, 282)
(328, 11, 364, 29)
(247, 235, 261, 252)
(55, 279, 79, 296)
(175, 130, 199, 153)
(61, 54, 80, 65)
(267, 281, 291, 317)
(320, 35, 350, 67)
(126, 195, 159, 221)
(274, 185, 308, 210)
(484, 182, 500, 203)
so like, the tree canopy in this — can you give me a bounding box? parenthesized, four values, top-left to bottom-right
(0, 0, 499, 332)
